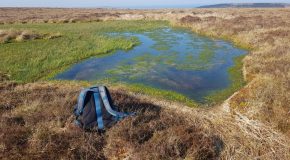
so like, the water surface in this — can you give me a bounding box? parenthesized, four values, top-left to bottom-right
(55, 27, 246, 102)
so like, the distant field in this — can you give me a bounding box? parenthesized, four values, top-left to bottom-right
(198, 3, 290, 8)
(0, 8, 164, 24)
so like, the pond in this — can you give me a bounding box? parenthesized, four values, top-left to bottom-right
(55, 27, 247, 102)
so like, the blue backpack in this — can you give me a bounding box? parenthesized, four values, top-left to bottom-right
(74, 86, 135, 131)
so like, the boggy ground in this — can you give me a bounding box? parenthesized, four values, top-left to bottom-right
(0, 8, 290, 159)
(0, 82, 222, 159)
(174, 9, 290, 136)
(0, 82, 288, 159)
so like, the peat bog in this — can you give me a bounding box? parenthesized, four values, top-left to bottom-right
(56, 27, 247, 102)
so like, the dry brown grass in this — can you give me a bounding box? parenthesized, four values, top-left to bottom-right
(0, 29, 61, 43)
(0, 8, 135, 24)
(0, 82, 290, 159)
(1, 8, 290, 159)
(173, 9, 290, 135)
(0, 29, 40, 43)
(0, 82, 223, 159)
(0, 82, 288, 159)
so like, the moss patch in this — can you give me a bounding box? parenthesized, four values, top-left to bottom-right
(124, 84, 198, 107)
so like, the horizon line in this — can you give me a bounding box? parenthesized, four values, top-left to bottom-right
(0, 3, 289, 9)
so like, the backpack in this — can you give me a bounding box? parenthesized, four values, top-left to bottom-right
(73, 86, 135, 131)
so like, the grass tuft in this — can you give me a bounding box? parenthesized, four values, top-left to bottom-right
(0, 29, 61, 44)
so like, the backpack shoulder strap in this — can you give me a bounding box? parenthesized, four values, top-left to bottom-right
(74, 86, 99, 116)
(93, 92, 104, 130)
(74, 88, 90, 116)
(98, 86, 134, 119)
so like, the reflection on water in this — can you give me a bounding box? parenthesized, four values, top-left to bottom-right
(55, 27, 246, 101)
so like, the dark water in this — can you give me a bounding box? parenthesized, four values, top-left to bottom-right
(55, 27, 246, 101)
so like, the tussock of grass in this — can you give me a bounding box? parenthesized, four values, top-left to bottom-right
(0, 29, 61, 44)
(0, 82, 288, 159)
(230, 75, 290, 134)
(0, 82, 220, 159)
